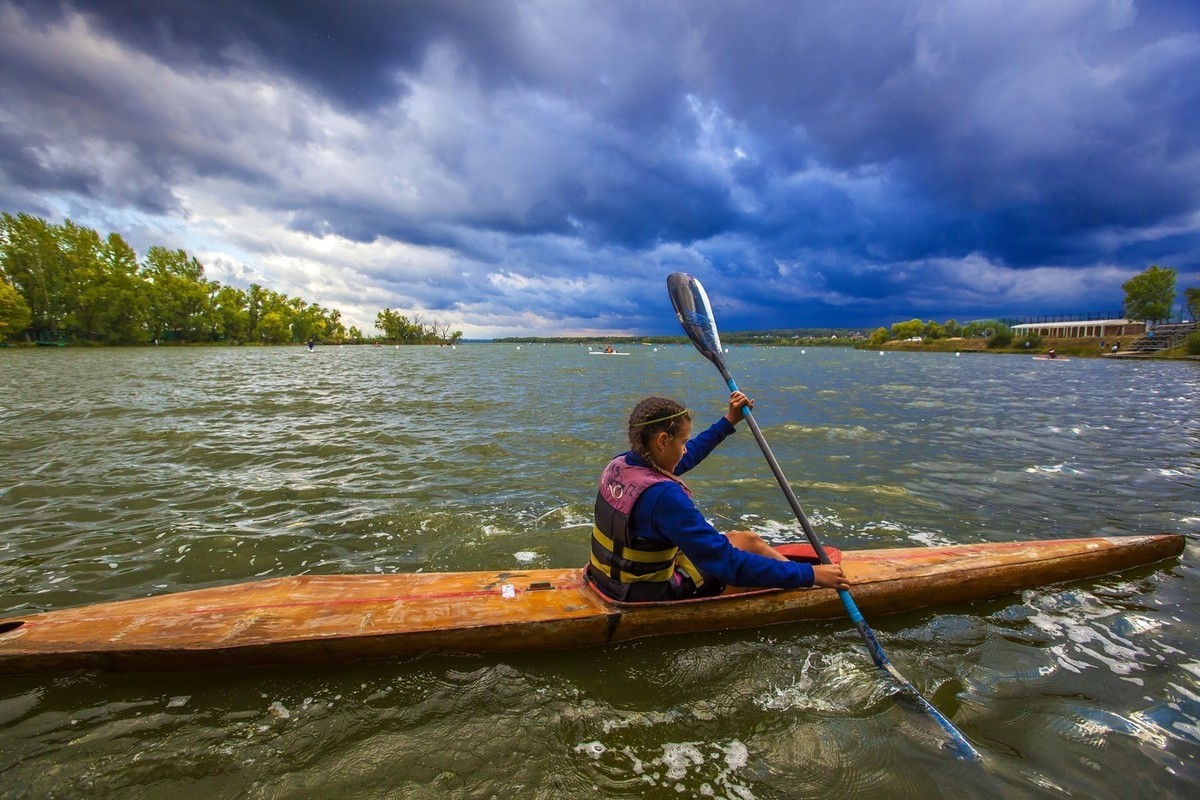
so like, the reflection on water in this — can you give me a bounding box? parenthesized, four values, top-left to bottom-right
(0, 344, 1196, 798)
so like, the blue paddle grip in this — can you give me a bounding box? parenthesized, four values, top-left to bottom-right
(838, 589, 864, 624)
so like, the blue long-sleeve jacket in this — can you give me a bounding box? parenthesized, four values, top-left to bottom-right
(622, 417, 815, 589)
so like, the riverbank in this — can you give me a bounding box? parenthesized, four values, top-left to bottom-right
(865, 335, 1200, 360)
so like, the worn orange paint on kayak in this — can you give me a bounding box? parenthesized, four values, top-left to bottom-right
(0, 535, 1183, 674)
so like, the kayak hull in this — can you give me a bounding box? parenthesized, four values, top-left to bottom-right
(0, 535, 1183, 674)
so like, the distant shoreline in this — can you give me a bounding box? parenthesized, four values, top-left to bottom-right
(6, 334, 1197, 360)
(865, 335, 1200, 360)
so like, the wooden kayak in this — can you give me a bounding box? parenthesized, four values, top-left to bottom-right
(0, 535, 1183, 675)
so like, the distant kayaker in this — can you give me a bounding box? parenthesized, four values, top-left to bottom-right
(1048, 348, 1057, 359)
(587, 392, 849, 602)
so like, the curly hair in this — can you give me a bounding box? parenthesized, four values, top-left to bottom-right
(627, 397, 693, 482)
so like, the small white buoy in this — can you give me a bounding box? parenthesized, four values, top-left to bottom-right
(955, 352, 960, 356)
(801, 349, 806, 354)
(879, 351, 884, 355)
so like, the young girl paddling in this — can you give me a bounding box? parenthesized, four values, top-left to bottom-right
(587, 392, 850, 602)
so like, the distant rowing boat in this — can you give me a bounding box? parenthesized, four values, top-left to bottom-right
(0, 534, 1182, 675)
(589, 351, 630, 356)
(1032, 356, 1070, 362)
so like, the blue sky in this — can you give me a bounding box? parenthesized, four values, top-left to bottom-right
(2, 0, 1198, 337)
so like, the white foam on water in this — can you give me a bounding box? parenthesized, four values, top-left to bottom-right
(575, 719, 757, 798)
(902, 526, 957, 548)
(1047, 426, 1084, 436)
(574, 741, 606, 759)
(660, 742, 704, 780)
(600, 710, 675, 734)
(755, 651, 874, 712)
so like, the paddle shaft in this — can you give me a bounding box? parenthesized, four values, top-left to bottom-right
(666, 271, 977, 758)
(716, 367, 981, 760)
(716, 372, 874, 642)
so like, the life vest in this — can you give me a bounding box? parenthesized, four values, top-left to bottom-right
(587, 456, 705, 601)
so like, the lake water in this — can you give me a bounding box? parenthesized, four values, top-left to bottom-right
(1, 344, 1197, 799)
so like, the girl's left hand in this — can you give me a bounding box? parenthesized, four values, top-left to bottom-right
(725, 391, 754, 425)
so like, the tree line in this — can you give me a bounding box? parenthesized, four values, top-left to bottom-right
(863, 318, 1014, 348)
(375, 308, 462, 345)
(0, 213, 462, 346)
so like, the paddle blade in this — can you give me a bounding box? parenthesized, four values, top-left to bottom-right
(667, 273, 725, 369)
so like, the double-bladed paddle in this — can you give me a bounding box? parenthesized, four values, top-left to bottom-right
(666, 271, 980, 761)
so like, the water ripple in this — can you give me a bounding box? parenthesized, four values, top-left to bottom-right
(1, 344, 1197, 798)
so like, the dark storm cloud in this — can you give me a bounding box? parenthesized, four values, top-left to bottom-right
(1, 0, 1197, 334)
(11, 0, 522, 109)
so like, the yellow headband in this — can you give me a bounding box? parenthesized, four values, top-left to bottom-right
(631, 409, 689, 427)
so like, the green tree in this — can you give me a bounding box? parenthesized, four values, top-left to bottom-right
(254, 289, 295, 343)
(54, 220, 103, 336)
(325, 308, 346, 342)
(143, 247, 213, 341)
(212, 284, 249, 343)
(1184, 287, 1200, 323)
(866, 327, 889, 346)
(291, 299, 324, 343)
(376, 308, 410, 342)
(0, 279, 32, 340)
(890, 319, 924, 340)
(246, 283, 263, 342)
(71, 231, 149, 343)
(0, 212, 69, 340)
(1123, 265, 1176, 323)
(259, 309, 291, 343)
(987, 322, 1014, 348)
(963, 320, 1001, 338)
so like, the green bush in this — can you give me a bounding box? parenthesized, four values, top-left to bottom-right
(1186, 331, 1200, 356)
(987, 324, 1014, 348)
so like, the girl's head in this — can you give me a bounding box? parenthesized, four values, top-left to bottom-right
(628, 397, 693, 474)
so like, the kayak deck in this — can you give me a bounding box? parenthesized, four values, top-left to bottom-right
(0, 535, 1183, 674)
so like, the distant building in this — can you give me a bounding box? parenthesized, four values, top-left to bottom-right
(1011, 319, 1145, 339)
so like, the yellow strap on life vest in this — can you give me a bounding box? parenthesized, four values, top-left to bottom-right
(591, 526, 677, 563)
(673, 551, 704, 585)
(589, 552, 677, 583)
